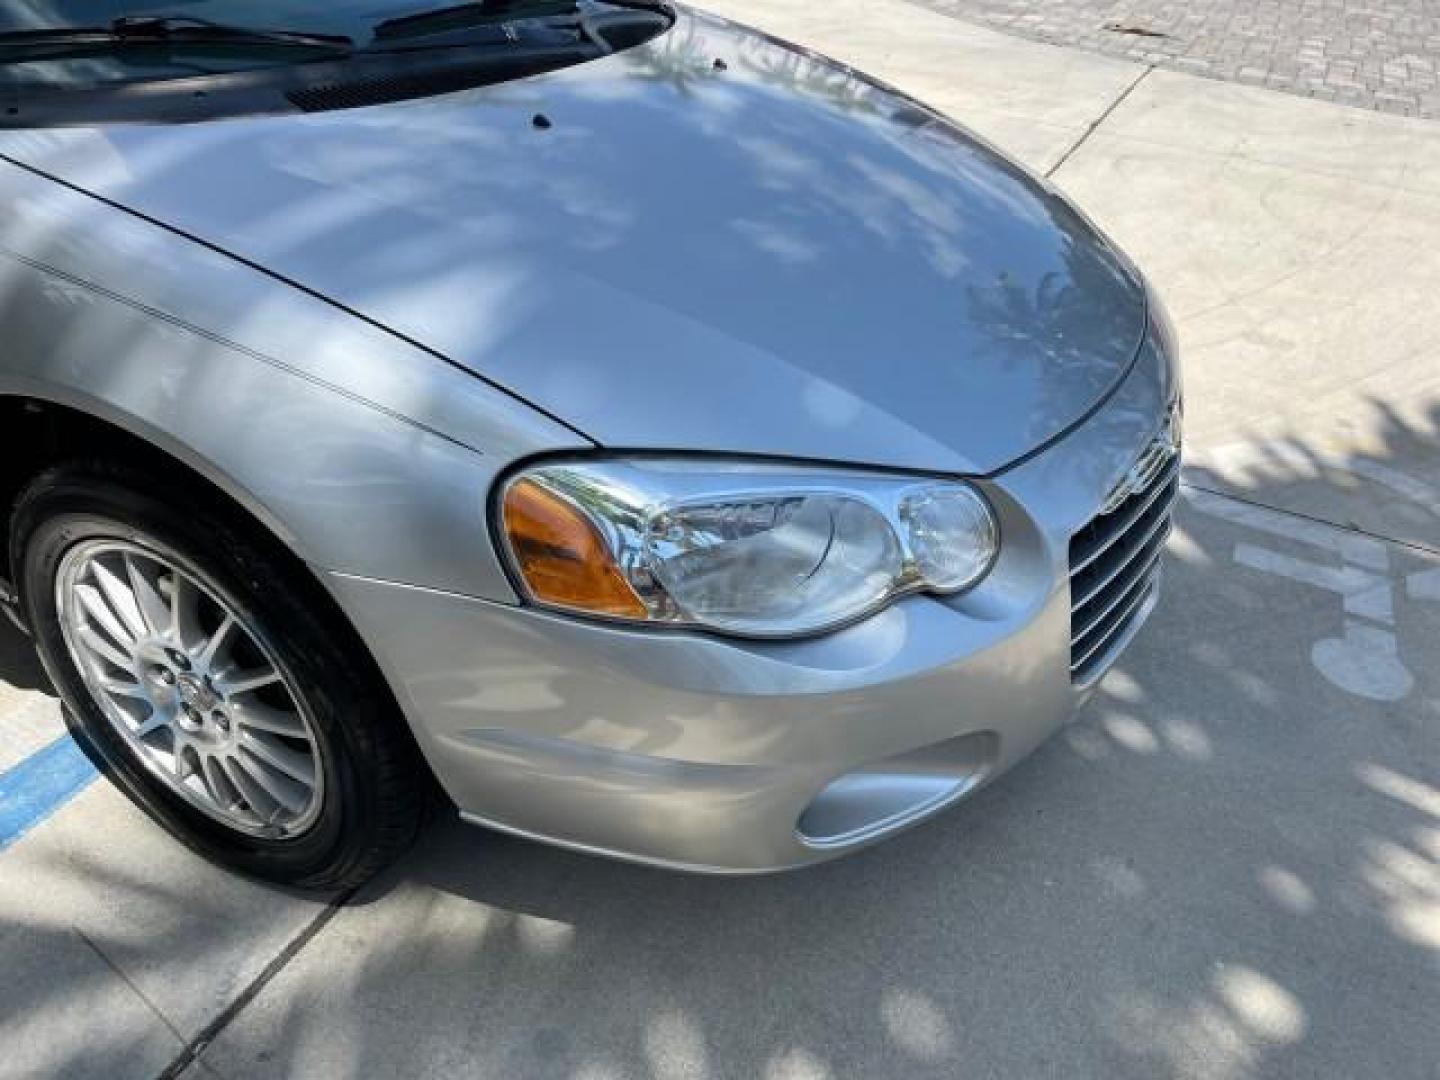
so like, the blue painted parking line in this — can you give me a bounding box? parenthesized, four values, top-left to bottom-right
(0, 735, 97, 853)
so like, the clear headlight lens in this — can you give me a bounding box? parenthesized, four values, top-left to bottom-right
(499, 460, 999, 639)
(645, 494, 903, 636)
(899, 484, 1000, 592)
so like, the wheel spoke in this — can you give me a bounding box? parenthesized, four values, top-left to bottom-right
(222, 756, 286, 820)
(90, 559, 149, 643)
(97, 674, 148, 700)
(201, 755, 248, 818)
(229, 753, 306, 815)
(219, 666, 282, 696)
(125, 554, 172, 638)
(232, 700, 308, 739)
(238, 731, 316, 787)
(77, 624, 136, 674)
(134, 710, 171, 738)
(170, 573, 204, 650)
(196, 614, 237, 670)
(75, 582, 136, 650)
(172, 742, 197, 782)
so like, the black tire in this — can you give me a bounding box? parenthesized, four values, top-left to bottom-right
(11, 459, 426, 891)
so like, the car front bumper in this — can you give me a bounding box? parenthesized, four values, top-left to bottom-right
(326, 327, 1178, 873)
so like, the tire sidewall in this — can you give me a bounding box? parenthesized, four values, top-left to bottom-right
(14, 472, 378, 885)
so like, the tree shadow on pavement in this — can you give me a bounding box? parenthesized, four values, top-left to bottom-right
(0, 21, 1434, 1071)
(203, 399, 1439, 1080)
(3, 411, 1436, 1079)
(0, 616, 51, 695)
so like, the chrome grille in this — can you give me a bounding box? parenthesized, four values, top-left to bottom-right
(1068, 448, 1179, 686)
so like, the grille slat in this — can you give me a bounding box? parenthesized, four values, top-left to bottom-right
(1072, 497, 1174, 611)
(1071, 458, 1180, 574)
(1068, 417, 1180, 686)
(1072, 578, 1160, 674)
(1072, 537, 1168, 652)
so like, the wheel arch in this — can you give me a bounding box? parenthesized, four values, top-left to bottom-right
(0, 389, 308, 592)
(0, 392, 439, 791)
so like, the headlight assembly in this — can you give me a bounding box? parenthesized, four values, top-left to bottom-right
(498, 458, 999, 639)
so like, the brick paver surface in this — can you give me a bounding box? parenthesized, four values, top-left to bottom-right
(909, 0, 1440, 118)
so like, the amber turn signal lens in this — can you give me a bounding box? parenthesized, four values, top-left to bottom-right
(502, 478, 648, 619)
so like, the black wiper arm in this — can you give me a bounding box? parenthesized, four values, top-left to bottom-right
(367, 0, 670, 56)
(371, 2, 579, 43)
(0, 16, 353, 54)
(112, 15, 353, 51)
(372, 0, 671, 40)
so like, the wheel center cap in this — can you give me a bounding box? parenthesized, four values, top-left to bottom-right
(175, 673, 220, 712)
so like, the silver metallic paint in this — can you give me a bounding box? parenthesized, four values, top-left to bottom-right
(0, 7, 1177, 870)
(322, 332, 1174, 871)
(0, 7, 1146, 477)
(0, 156, 583, 599)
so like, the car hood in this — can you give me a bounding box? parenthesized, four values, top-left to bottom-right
(0, 8, 1146, 475)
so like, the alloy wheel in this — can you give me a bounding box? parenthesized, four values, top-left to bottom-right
(55, 539, 324, 838)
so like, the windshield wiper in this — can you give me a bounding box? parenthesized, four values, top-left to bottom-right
(372, 2, 579, 43)
(371, 0, 669, 44)
(0, 16, 353, 56)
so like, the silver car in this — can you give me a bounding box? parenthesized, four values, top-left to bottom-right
(0, 0, 1180, 887)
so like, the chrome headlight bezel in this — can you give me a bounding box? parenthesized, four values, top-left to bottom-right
(495, 456, 1001, 640)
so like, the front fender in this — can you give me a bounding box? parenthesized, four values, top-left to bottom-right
(0, 155, 586, 601)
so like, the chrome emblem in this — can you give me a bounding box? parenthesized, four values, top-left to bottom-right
(1100, 403, 1182, 515)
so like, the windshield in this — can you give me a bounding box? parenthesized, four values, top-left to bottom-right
(0, 2, 572, 40)
(0, 1, 673, 123)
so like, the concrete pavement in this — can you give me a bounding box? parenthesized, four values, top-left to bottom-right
(1, 1, 1437, 1077)
(914, 0, 1440, 118)
(201, 500, 1440, 1078)
(0, 664, 334, 1078)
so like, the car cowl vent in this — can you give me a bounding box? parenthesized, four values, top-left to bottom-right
(285, 51, 580, 113)
(287, 66, 500, 112)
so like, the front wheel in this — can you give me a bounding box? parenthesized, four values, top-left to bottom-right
(13, 460, 426, 891)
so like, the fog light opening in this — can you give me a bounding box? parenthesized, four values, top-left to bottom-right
(796, 732, 999, 849)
